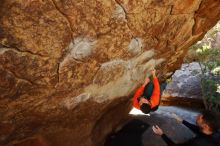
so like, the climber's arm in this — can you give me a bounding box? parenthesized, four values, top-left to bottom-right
(161, 134, 176, 146)
(132, 85, 145, 109)
(173, 114, 201, 134)
(132, 77, 150, 109)
(152, 125, 176, 146)
(149, 72, 160, 108)
(182, 120, 201, 134)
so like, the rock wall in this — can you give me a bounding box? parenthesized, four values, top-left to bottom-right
(164, 62, 203, 99)
(0, 0, 220, 146)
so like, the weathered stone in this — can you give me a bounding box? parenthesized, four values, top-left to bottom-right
(0, 0, 220, 146)
(213, 32, 220, 48)
(163, 62, 203, 99)
(128, 38, 143, 55)
(8, 135, 49, 146)
(0, 122, 14, 142)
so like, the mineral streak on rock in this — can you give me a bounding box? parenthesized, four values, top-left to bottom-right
(128, 37, 143, 55)
(62, 93, 91, 110)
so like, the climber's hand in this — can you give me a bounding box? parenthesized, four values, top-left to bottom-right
(172, 113, 183, 123)
(152, 125, 163, 136)
(151, 68, 156, 78)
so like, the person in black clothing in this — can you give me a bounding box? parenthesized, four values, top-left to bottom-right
(152, 110, 220, 146)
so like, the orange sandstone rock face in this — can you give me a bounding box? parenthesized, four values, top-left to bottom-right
(0, 0, 219, 146)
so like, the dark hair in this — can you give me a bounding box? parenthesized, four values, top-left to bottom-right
(140, 103, 151, 114)
(201, 110, 220, 132)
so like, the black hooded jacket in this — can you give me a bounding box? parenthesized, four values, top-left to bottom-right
(161, 120, 220, 146)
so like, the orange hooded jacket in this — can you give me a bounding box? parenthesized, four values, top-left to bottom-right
(132, 77, 160, 109)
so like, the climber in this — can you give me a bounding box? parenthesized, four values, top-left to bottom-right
(152, 110, 220, 146)
(132, 68, 166, 114)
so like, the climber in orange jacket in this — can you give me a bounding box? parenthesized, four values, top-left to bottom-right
(132, 69, 165, 114)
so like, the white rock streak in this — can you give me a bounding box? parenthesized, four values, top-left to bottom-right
(62, 93, 90, 110)
(85, 49, 166, 103)
(128, 38, 143, 55)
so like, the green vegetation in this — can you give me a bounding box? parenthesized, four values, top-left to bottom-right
(196, 45, 220, 74)
(197, 46, 220, 111)
(188, 21, 220, 111)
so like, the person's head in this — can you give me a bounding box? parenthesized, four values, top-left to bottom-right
(139, 97, 151, 114)
(196, 110, 220, 134)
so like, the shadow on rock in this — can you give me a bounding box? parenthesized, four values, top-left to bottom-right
(104, 119, 149, 146)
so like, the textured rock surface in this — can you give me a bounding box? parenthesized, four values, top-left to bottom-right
(164, 62, 203, 99)
(0, 0, 220, 146)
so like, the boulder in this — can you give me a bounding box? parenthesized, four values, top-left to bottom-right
(0, 0, 220, 146)
(164, 62, 203, 99)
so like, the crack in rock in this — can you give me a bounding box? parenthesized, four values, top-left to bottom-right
(115, 0, 128, 21)
(60, 37, 97, 67)
(112, 3, 126, 20)
(114, 0, 134, 36)
(0, 44, 45, 58)
(50, 0, 74, 35)
(0, 65, 33, 85)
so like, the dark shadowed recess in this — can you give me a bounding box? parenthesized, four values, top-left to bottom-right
(104, 119, 149, 146)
